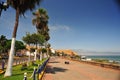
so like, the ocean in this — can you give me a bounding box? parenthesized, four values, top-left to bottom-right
(73, 50, 120, 63)
(86, 55, 120, 63)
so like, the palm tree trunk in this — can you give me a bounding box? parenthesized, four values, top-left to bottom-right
(34, 43, 38, 61)
(46, 48, 49, 57)
(34, 49, 37, 61)
(40, 51, 42, 61)
(46, 41, 49, 58)
(4, 8, 19, 77)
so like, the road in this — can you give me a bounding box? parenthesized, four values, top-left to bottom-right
(42, 57, 120, 80)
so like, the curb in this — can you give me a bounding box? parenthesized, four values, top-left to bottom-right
(38, 65, 47, 80)
(38, 58, 49, 80)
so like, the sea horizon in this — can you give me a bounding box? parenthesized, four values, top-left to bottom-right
(86, 55, 120, 63)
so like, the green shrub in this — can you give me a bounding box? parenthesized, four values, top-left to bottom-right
(21, 63, 27, 70)
(31, 61, 38, 66)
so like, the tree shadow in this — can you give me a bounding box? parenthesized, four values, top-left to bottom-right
(48, 61, 60, 63)
(118, 72, 120, 80)
(45, 66, 68, 74)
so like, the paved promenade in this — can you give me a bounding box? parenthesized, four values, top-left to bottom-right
(42, 57, 120, 80)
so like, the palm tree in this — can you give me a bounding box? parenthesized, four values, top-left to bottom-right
(32, 8, 49, 33)
(4, 0, 42, 77)
(32, 8, 50, 58)
(32, 8, 49, 37)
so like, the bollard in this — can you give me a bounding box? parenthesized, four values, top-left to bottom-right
(30, 67, 37, 80)
(33, 67, 37, 80)
(23, 72, 27, 80)
(38, 64, 40, 67)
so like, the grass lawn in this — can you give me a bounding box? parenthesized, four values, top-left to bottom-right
(0, 59, 46, 80)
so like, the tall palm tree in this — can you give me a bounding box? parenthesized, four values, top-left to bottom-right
(4, 0, 42, 77)
(32, 8, 50, 59)
(32, 8, 49, 34)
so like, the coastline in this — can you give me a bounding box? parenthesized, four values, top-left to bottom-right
(86, 55, 120, 64)
(62, 56, 120, 70)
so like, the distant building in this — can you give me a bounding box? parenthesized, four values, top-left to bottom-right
(25, 51, 34, 56)
(51, 48, 55, 53)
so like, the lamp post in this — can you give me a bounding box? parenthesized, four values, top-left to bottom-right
(0, 1, 9, 16)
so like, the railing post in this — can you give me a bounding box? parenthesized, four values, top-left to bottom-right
(33, 67, 37, 80)
(23, 72, 27, 80)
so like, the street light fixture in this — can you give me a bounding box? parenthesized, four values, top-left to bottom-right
(0, 1, 9, 16)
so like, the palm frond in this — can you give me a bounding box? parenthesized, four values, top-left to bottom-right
(7, 0, 43, 15)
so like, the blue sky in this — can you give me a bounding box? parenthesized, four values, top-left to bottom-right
(0, 0, 120, 52)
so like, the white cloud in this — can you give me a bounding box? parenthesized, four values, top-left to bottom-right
(49, 24, 71, 31)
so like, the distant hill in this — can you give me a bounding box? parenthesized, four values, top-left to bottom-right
(56, 49, 78, 55)
(72, 49, 120, 56)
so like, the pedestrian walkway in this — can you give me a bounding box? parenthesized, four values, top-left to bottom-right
(42, 57, 120, 80)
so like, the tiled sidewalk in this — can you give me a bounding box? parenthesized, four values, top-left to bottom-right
(42, 57, 120, 80)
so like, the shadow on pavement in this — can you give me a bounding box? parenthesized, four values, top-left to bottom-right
(45, 66, 68, 74)
(48, 61, 60, 64)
